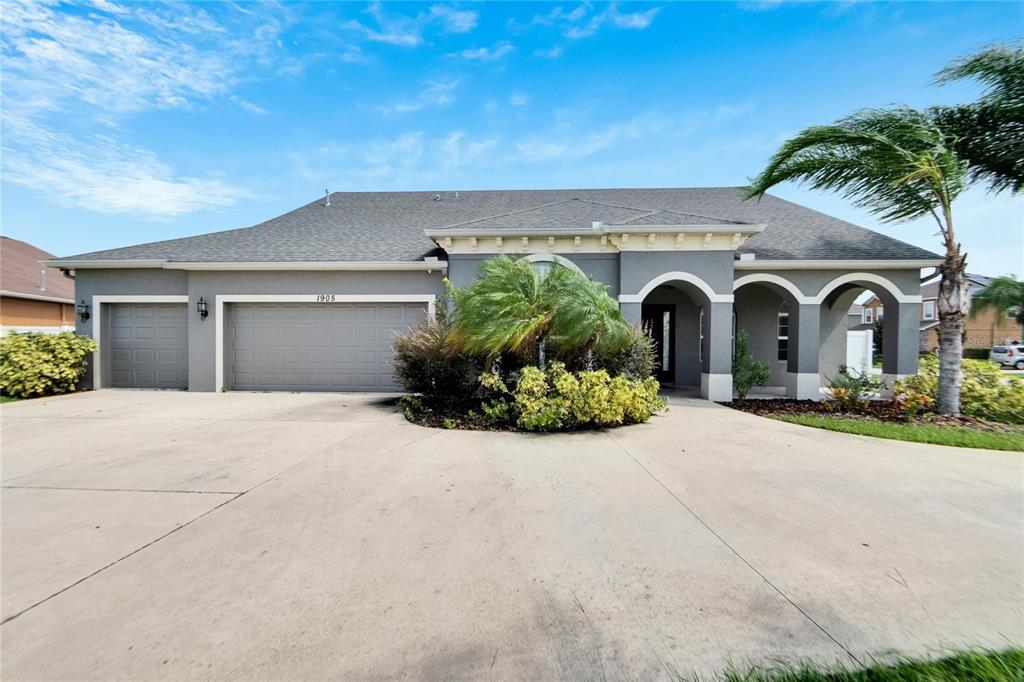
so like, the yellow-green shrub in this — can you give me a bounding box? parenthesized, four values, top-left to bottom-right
(894, 356, 1024, 424)
(509, 361, 665, 431)
(0, 332, 96, 399)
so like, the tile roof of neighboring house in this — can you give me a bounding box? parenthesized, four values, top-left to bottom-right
(51, 187, 942, 264)
(1, 237, 75, 301)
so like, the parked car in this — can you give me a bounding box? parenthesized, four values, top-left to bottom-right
(991, 345, 1024, 370)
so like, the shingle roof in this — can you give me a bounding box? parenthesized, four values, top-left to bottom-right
(1, 237, 75, 300)
(53, 187, 940, 263)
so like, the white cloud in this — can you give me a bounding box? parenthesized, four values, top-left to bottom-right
(509, 93, 529, 106)
(457, 41, 515, 61)
(340, 45, 367, 63)
(343, 2, 478, 48)
(566, 4, 661, 39)
(516, 3, 660, 40)
(440, 131, 498, 169)
(295, 130, 499, 188)
(3, 118, 247, 215)
(230, 95, 269, 115)
(1, 0, 286, 216)
(515, 111, 671, 162)
(533, 46, 564, 59)
(381, 79, 460, 114)
(429, 5, 479, 33)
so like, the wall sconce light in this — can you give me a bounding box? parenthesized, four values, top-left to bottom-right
(76, 299, 90, 321)
(197, 297, 209, 321)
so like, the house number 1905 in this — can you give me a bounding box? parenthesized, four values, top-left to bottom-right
(315, 294, 336, 302)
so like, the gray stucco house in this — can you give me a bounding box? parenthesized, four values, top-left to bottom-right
(48, 188, 940, 401)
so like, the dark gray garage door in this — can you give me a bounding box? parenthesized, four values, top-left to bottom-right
(229, 302, 427, 392)
(110, 303, 188, 389)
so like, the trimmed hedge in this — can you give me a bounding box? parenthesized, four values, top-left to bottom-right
(0, 332, 96, 399)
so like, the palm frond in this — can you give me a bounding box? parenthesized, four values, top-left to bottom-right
(744, 107, 967, 224)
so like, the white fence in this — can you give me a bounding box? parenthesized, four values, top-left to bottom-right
(846, 329, 874, 375)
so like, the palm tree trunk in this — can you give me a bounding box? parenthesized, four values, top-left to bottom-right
(936, 244, 967, 415)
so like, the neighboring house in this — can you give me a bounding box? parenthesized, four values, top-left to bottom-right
(847, 304, 865, 330)
(1, 237, 75, 334)
(48, 188, 940, 401)
(863, 273, 1023, 351)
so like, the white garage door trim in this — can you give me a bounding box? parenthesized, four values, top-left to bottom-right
(214, 294, 437, 391)
(91, 295, 190, 389)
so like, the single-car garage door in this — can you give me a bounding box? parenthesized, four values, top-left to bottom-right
(110, 303, 188, 389)
(229, 302, 427, 392)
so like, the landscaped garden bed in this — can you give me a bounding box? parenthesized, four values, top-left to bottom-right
(725, 356, 1024, 451)
(393, 256, 666, 433)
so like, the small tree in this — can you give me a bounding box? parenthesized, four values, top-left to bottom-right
(446, 256, 630, 369)
(732, 330, 770, 400)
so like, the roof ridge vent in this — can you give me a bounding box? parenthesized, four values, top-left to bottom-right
(324, 189, 331, 207)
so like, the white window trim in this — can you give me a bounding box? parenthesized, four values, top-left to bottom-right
(620, 271, 733, 304)
(90, 295, 190, 390)
(214, 294, 437, 392)
(923, 299, 936, 320)
(520, 253, 584, 275)
(777, 307, 789, 362)
(864, 308, 874, 324)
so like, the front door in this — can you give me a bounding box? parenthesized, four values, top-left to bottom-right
(642, 304, 675, 385)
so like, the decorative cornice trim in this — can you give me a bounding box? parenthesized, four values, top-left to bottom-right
(734, 259, 942, 270)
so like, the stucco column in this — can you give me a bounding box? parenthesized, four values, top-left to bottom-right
(787, 304, 821, 400)
(701, 302, 733, 402)
(881, 301, 921, 393)
(618, 301, 642, 327)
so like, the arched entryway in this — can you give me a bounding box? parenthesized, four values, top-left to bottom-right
(733, 272, 921, 399)
(620, 272, 734, 401)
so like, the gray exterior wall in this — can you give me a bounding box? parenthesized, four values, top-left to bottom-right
(72, 258, 925, 396)
(74, 268, 444, 392)
(620, 251, 734, 297)
(734, 286, 787, 385)
(446, 253, 619, 295)
(644, 285, 701, 386)
(72, 269, 189, 388)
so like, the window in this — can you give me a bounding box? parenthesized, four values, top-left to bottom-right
(698, 307, 704, 363)
(923, 300, 936, 320)
(864, 307, 874, 324)
(777, 303, 789, 362)
(661, 310, 671, 372)
(877, 305, 884, 320)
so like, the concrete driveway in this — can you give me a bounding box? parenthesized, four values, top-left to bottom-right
(2, 390, 1021, 680)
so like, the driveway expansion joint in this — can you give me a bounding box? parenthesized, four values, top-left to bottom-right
(2, 485, 241, 495)
(604, 432, 861, 666)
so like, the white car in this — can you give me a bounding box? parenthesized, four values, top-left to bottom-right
(991, 345, 1024, 370)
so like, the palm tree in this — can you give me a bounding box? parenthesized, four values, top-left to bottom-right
(971, 276, 1024, 342)
(743, 107, 970, 415)
(446, 256, 629, 368)
(931, 42, 1024, 195)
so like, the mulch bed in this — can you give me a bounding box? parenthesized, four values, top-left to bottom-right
(724, 399, 1020, 433)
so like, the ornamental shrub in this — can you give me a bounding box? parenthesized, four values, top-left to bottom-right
(392, 316, 480, 407)
(501, 361, 665, 432)
(825, 365, 884, 411)
(591, 324, 657, 380)
(732, 330, 770, 399)
(894, 356, 1024, 424)
(0, 332, 96, 399)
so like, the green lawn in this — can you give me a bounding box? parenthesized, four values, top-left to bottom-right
(768, 413, 1024, 451)
(711, 648, 1022, 682)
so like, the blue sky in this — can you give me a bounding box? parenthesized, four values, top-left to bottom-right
(2, 1, 1021, 276)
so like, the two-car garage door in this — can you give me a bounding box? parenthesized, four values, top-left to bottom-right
(229, 302, 427, 392)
